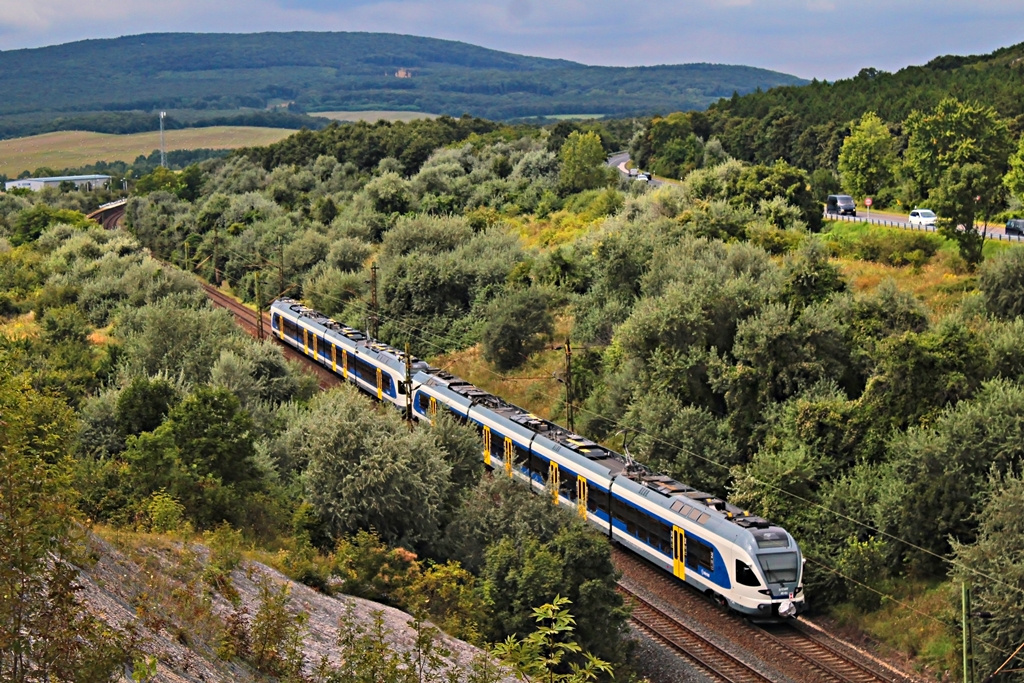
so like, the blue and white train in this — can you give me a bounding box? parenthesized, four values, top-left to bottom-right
(270, 298, 805, 618)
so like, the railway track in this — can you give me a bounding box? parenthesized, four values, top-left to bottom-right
(201, 283, 341, 389)
(200, 284, 918, 683)
(613, 548, 917, 683)
(620, 583, 772, 682)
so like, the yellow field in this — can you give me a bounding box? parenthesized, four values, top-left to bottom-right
(0, 127, 298, 177)
(311, 110, 438, 123)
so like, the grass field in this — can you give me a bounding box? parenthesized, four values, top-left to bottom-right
(311, 110, 438, 123)
(0, 127, 298, 177)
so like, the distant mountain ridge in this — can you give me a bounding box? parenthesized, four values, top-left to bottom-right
(0, 31, 806, 134)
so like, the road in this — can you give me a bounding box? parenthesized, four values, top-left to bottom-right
(606, 152, 1023, 243)
(607, 151, 664, 187)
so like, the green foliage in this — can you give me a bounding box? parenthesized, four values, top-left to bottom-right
(490, 596, 614, 683)
(904, 98, 1011, 205)
(115, 375, 180, 439)
(0, 366, 134, 681)
(134, 166, 184, 196)
(979, 246, 1024, 320)
(11, 204, 90, 246)
(858, 320, 987, 433)
(297, 388, 453, 548)
(481, 287, 553, 371)
(124, 386, 262, 528)
(558, 131, 608, 195)
(884, 381, 1024, 570)
(838, 112, 896, 199)
(146, 489, 187, 533)
(951, 473, 1024, 681)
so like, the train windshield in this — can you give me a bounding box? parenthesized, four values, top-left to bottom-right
(758, 553, 799, 584)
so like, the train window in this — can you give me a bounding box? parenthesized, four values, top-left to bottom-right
(687, 507, 702, 521)
(685, 537, 714, 573)
(757, 553, 798, 583)
(670, 500, 685, 513)
(418, 393, 431, 413)
(735, 560, 761, 587)
(381, 373, 392, 394)
(528, 454, 547, 484)
(696, 513, 710, 525)
(558, 465, 575, 500)
(514, 444, 530, 474)
(754, 530, 790, 549)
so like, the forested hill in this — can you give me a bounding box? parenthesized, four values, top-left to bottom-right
(0, 31, 805, 134)
(632, 40, 1024, 177)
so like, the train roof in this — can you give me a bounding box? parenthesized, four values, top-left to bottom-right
(415, 366, 780, 538)
(273, 298, 788, 546)
(272, 298, 430, 372)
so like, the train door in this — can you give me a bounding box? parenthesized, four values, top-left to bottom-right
(341, 349, 348, 379)
(331, 344, 337, 373)
(312, 334, 318, 359)
(576, 476, 588, 520)
(275, 315, 284, 341)
(303, 328, 309, 355)
(502, 437, 513, 477)
(672, 527, 686, 580)
(429, 396, 438, 418)
(376, 368, 383, 400)
(482, 426, 492, 466)
(548, 461, 560, 505)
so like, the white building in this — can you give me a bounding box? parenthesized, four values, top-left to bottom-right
(5, 174, 112, 192)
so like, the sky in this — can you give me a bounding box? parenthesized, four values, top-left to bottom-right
(0, 0, 1021, 81)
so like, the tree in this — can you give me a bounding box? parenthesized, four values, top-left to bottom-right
(838, 112, 895, 200)
(558, 131, 607, 195)
(491, 596, 614, 683)
(481, 288, 553, 372)
(1003, 133, 1024, 205)
(133, 166, 183, 196)
(903, 98, 1011, 267)
(10, 205, 90, 246)
(951, 473, 1024, 681)
(297, 388, 453, 549)
(980, 247, 1024, 320)
(0, 366, 133, 681)
(931, 163, 992, 270)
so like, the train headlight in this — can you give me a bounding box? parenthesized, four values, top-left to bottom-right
(778, 600, 797, 618)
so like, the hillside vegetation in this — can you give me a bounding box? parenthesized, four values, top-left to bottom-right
(0, 31, 805, 139)
(4, 103, 1024, 681)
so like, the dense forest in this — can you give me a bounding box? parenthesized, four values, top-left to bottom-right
(631, 41, 1024, 215)
(3, 102, 1024, 681)
(0, 31, 805, 139)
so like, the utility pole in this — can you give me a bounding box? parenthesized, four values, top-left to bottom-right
(963, 583, 975, 683)
(278, 239, 285, 298)
(183, 241, 190, 272)
(564, 338, 574, 433)
(159, 112, 167, 168)
(405, 342, 413, 426)
(213, 223, 221, 285)
(369, 262, 379, 340)
(255, 257, 264, 341)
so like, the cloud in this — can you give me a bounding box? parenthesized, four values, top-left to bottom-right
(0, 0, 1021, 81)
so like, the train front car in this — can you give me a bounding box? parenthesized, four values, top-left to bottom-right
(732, 524, 805, 619)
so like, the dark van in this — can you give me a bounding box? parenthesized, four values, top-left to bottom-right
(826, 194, 857, 216)
(1006, 219, 1024, 236)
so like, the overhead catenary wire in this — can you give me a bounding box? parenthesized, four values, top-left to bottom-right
(195, 235, 1024, 633)
(296, 278, 1024, 610)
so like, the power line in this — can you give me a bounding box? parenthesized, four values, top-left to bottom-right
(294, 280, 1024, 603)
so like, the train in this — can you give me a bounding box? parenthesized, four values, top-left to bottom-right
(269, 297, 806, 619)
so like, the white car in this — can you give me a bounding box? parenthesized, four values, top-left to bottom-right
(908, 209, 937, 227)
